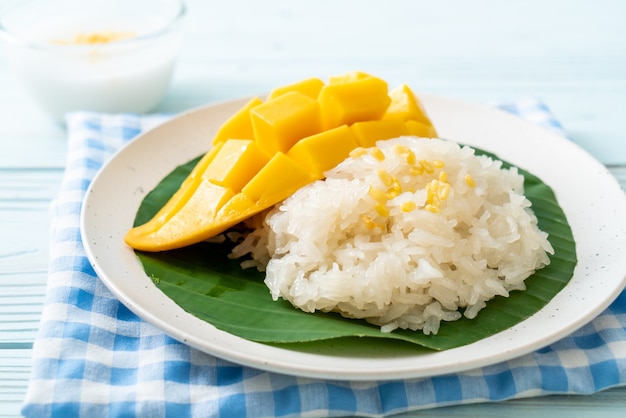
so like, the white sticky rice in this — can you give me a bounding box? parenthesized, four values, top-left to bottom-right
(229, 137, 554, 335)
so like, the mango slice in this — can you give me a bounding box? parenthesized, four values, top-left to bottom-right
(350, 119, 409, 148)
(211, 193, 261, 229)
(287, 125, 359, 177)
(125, 181, 235, 251)
(127, 142, 226, 238)
(328, 70, 371, 84)
(267, 77, 324, 100)
(212, 97, 263, 145)
(208, 155, 313, 233)
(405, 120, 438, 138)
(318, 72, 391, 129)
(124, 71, 438, 252)
(241, 153, 313, 204)
(196, 155, 315, 239)
(250, 91, 323, 154)
(207, 139, 269, 192)
(383, 84, 437, 135)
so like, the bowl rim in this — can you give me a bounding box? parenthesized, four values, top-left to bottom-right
(0, 0, 187, 50)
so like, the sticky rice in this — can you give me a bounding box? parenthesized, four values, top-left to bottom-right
(229, 137, 553, 335)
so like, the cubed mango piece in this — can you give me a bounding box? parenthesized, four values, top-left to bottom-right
(383, 84, 434, 128)
(242, 152, 313, 205)
(318, 72, 391, 129)
(204, 139, 269, 192)
(267, 77, 325, 100)
(250, 91, 323, 154)
(405, 120, 438, 138)
(212, 97, 263, 145)
(287, 125, 358, 177)
(328, 70, 371, 84)
(350, 119, 409, 148)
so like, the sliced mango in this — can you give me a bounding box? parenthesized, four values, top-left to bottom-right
(350, 119, 409, 148)
(383, 84, 436, 134)
(211, 193, 262, 230)
(287, 125, 359, 177)
(267, 77, 324, 100)
(125, 71, 440, 252)
(212, 97, 263, 145)
(250, 91, 323, 154)
(405, 120, 438, 138)
(328, 70, 371, 84)
(127, 141, 226, 238)
(207, 139, 269, 192)
(241, 152, 313, 204)
(318, 72, 390, 129)
(125, 181, 235, 251)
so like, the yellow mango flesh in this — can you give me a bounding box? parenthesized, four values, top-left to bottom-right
(211, 193, 261, 229)
(328, 70, 371, 84)
(287, 125, 359, 177)
(125, 71, 438, 252)
(267, 77, 324, 100)
(250, 91, 323, 154)
(405, 120, 438, 138)
(383, 84, 437, 133)
(127, 142, 226, 238)
(241, 152, 313, 203)
(318, 74, 390, 129)
(207, 154, 314, 234)
(207, 139, 269, 192)
(350, 119, 410, 148)
(125, 181, 235, 251)
(212, 97, 263, 145)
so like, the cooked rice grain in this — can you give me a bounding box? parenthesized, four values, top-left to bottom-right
(230, 137, 553, 335)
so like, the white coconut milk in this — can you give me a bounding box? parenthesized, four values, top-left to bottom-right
(4, 13, 183, 120)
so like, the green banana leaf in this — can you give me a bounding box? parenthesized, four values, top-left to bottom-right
(133, 146, 577, 351)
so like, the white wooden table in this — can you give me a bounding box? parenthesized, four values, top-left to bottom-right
(1, 0, 625, 416)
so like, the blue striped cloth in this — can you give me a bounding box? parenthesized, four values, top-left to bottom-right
(22, 100, 626, 417)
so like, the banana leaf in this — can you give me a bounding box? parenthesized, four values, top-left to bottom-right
(133, 146, 577, 351)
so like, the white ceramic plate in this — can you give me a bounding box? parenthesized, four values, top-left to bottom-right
(81, 95, 626, 381)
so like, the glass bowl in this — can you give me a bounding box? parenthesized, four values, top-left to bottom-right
(0, 0, 186, 121)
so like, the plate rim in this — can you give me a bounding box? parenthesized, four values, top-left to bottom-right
(80, 94, 626, 381)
